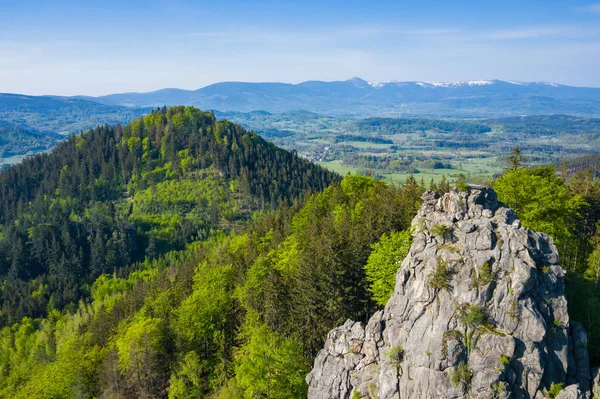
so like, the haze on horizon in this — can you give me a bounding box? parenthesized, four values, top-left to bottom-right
(1, 0, 600, 96)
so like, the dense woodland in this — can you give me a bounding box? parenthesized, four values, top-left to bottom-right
(0, 124, 61, 160)
(0, 106, 337, 327)
(355, 117, 493, 135)
(0, 110, 600, 398)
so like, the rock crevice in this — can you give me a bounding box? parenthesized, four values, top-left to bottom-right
(307, 187, 591, 399)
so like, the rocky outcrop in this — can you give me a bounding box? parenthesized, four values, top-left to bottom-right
(307, 187, 591, 399)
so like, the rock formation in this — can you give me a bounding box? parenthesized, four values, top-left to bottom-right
(307, 186, 591, 399)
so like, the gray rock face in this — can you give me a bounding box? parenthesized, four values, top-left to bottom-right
(307, 187, 591, 399)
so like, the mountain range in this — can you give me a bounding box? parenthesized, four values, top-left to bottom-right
(68, 77, 600, 117)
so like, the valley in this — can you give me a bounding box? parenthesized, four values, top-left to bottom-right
(221, 111, 600, 183)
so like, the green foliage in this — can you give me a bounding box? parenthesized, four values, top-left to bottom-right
(456, 174, 469, 192)
(174, 262, 234, 350)
(115, 315, 164, 373)
(547, 382, 565, 399)
(472, 261, 495, 287)
(553, 319, 562, 328)
(0, 105, 339, 327)
(491, 382, 509, 399)
(450, 362, 472, 390)
(168, 351, 207, 399)
(499, 354, 510, 366)
(493, 166, 585, 246)
(364, 230, 412, 306)
(5, 106, 600, 399)
(233, 323, 309, 399)
(431, 223, 453, 239)
(386, 345, 405, 369)
(506, 146, 524, 171)
(427, 257, 453, 291)
(585, 250, 600, 289)
(456, 304, 487, 331)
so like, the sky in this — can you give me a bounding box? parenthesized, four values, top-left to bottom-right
(1, 0, 599, 96)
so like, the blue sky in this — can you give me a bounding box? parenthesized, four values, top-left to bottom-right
(1, 0, 599, 95)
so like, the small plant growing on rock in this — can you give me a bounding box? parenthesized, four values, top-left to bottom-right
(472, 261, 495, 287)
(553, 319, 562, 328)
(428, 257, 453, 291)
(547, 382, 565, 399)
(386, 345, 405, 399)
(387, 345, 405, 374)
(352, 389, 361, 399)
(496, 354, 510, 372)
(454, 303, 489, 358)
(450, 362, 472, 391)
(457, 304, 487, 331)
(456, 174, 469, 192)
(491, 382, 509, 398)
(368, 383, 378, 399)
(542, 265, 550, 274)
(507, 299, 519, 322)
(431, 224, 453, 239)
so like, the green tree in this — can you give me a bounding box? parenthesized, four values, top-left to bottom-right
(364, 230, 412, 306)
(168, 351, 207, 399)
(234, 323, 309, 399)
(506, 146, 524, 171)
(115, 316, 165, 398)
(493, 166, 585, 248)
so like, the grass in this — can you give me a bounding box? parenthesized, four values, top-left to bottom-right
(316, 160, 358, 175)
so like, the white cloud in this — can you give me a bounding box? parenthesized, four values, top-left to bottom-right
(2, 23, 600, 95)
(484, 26, 600, 40)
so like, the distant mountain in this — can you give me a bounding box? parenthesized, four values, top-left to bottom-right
(0, 93, 151, 134)
(78, 78, 600, 117)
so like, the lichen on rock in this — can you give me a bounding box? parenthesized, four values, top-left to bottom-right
(307, 186, 591, 399)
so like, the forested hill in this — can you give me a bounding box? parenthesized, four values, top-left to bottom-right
(0, 105, 339, 326)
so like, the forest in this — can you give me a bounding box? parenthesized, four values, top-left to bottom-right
(0, 108, 600, 398)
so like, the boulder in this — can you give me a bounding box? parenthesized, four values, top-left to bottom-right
(307, 187, 591, 399)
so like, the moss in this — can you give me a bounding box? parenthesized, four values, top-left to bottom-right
(368, 383, 378, 399)
(441, 330, 463, 357)
(352, 389, 362, 399)
(542, 265, 551, 274)
(439, 244, 458, 253)
(499, 354, 510, 365)
(491, 382, 509, 399)
(553, 319, 562, 328)
(547, 382, 565, 399)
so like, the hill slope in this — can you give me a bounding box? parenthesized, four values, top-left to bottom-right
(0, 105, 339, 326)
